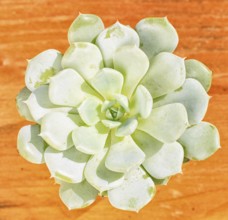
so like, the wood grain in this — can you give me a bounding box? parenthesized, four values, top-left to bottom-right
(0, 0, 228, 219)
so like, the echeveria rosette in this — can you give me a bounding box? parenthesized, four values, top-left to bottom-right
(16, 13, 221, 212)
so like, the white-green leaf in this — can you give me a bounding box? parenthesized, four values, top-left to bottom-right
(185, 59, 212, 92)
(25, 49, 62, 91)
(40, 112, 78, 151)
(105, 135, 145, 173)
(115, 118, 138, 137)
(113, 45, 149, 98)
(44, 146, 89, 183)
(17, 125, 46, 164)
(72, 123, 109, 155)
(136, 17, 178, 59)
(178, 122, 220, 160)
(84, 148, 124, 192)
(108, 167, 155, 212)
(25, 85, 72, 124)
(68, 13, 104, 43)
(78, 97, 102, 126)
(130, 85, 153, 119)
(49, 68, 98, 107)
(90, 68, 124, 99)
(16, 87, 34, 122)
(101, 120, 121, 129)
(96, 22, 140, 67)
(138, 103, 188, 143)
(154, 78, 210, 125)
(59, 180, 98, 210)
(62, 42, 103, 81)
(141, 52, 185, 98)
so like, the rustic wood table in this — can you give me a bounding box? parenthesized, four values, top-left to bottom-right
(0, 0, 228, 219)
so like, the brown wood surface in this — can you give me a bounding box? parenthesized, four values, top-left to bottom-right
(0, 0, 228, 219)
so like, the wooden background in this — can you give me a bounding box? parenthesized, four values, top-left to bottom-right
(0, 0, 228, 219)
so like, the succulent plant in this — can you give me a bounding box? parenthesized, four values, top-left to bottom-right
(16, 13, 220, 212)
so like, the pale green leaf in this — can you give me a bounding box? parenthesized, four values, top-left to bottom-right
(62, 42, 103, 81)
(136, 17, 178, 59)
(44, 146, 90, 183)
(101, 120, 121, 129)
(68, 13, 104, 43)
(185, 59, 212, 92)
(59, 180, 98, 210)
(113, 45, 149, 98)
(105, 135, 145, 173)
(17, 124, 46, 164)
(141, 52, 185, 98)
(40, 112, 78, 151)
(84, 148, 124, 192)
(108, 167, 155, 212)
(115, 118, 138, 137)
(154, 78, 210, 125)
(178, 122, 220, 160)
(138, 103, 188, 143)
(25, 49, 62, 91)
(96, 22, 140, 67)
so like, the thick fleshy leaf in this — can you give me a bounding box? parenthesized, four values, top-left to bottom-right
(72, 123, 109, 155)
(151, 176, 170, 186)
(105, 135, 145, 173)
(62, 42, 103, 81)
(154, 79, 210, 125)
(49, 68, 98, 107)
(25, 85, 72, 123)
(178, 122, 220, 160)
(115, 118, 138, 137)
(90, 68, 124, 99)
(68, 13, 104, 43)
(84, 148, 124, 192)
(132, 130, 184, 179)
(44, 146, 89, 183)
(25, 49, 62, 91)
(78, 97, 102, 126)
(16, 87, 34, 122)
(141, 52, 185, 98)
(135, 17, 178, 59)
(17, 125, 46, 164)
(96, 22, 140, 67)
(40, 112, 78, 151)
(185, 59, 212, 92)
(59, 180, 98, 210)
(130, 85, 153, 119)
(113, 45, 149, 98)
(138, 103, 188, 143)
(108, 167, 155, 212)
(101, 120, 121, 129)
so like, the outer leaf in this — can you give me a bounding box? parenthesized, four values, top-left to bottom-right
(62, 42, 103, 81)
(84, 148, 124, 192)
(17, 125, 46, 164)
(44, 146, 90, 183)
(72, 123, 109, 155)
(135, 17, 178, 59)
(96, 22, 140, 67)
(154, 78, 210, 125)
(105, 135, 145, 173)
(16, 87, 34, 122)
(25, 49, 62, 91)
(59, 180, 98, 210)
(130, 85, 153, 119)
(113, 45, 149, 98)
(185, 59, 212, 92)
(137, 103, 188, 143)
(178, 122, 220, 160)
(40, 112, 78, 151)
(68, 13, 104, 43)
(90, 68, 124, 99)
(25, 85, 72, 123)
(108, 167, 155, 212)
(141, 52, 185, 98)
